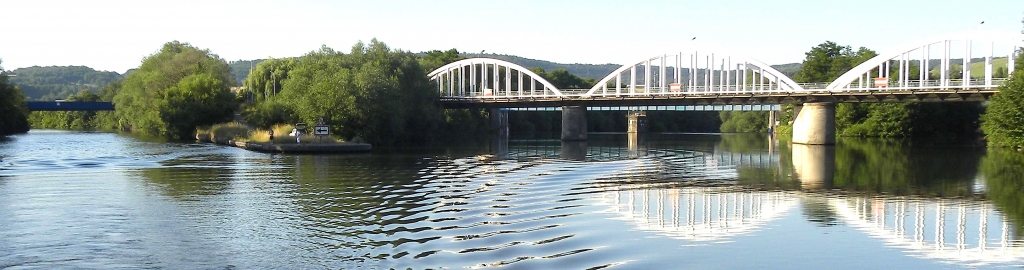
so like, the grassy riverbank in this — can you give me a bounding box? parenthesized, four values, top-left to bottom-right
(196, 122, 343, 144)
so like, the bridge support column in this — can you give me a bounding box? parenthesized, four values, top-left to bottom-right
(791, 102, 835, 145)
(767, 110, 778, 135)
(561, 106, 587, 141)
(489, 108, 508, 136)
(627, 111, 648, 134)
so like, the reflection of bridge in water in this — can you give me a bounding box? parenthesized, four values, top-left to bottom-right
(482, 135, 1024, 266)
(595, 183, 1024, 267)
(831, 197, 1024, 266)
(491, 135, 779, 169)
(602, 187, 798, 243)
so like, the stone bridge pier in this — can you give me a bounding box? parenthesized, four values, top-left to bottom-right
(792, 102, 835, 145)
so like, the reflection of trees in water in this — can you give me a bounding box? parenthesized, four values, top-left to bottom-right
(801, 196, 840, 226)
(982, 149, 1024, 239)
(832, 138, 982, 197)
(138, 165, 234, 198)
(718, 133, 771, 154)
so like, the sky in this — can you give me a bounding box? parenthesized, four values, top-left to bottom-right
(1, 0, 1021, 73)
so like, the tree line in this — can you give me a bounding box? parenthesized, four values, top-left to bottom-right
(0, 59, 31, 136)
(4, 30, 1024, 148)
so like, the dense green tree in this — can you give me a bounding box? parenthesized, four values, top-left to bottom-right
(241, 99, 295, 129)
(228, 59, 264, 86)
(720, 111, 768, 133)
(794, 42, 876, 83)
(418, 49, 462, 73)
(0, 59, 30, 136)
(981, 54, 1024, 148)
(276, 40, 441, 145)
(530, 68, 596, 89)
(242, 58, 296, 103)
(92, 81, 123, 130)
(112, 41, 236, 139)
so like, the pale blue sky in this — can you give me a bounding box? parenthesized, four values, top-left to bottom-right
(1, 0, 1021, 73)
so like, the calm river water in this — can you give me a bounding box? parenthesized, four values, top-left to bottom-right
(3, 130, 1024, 269)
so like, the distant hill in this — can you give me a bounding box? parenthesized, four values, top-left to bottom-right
(228, 59, 266, 86)
(227, 53, 806, 87)
(772, 63, 801, 77)
(9, 66, 122, 101)
(464, 53, 803, 81)
(462, 53, 620, 80)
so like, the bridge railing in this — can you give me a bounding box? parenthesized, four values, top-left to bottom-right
(833, 78, 1007, 92)
(445, 85, 828, 99)
(440, 78, 1007, 100)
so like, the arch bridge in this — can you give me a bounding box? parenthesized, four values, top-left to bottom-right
(429, 31, 1024, 144)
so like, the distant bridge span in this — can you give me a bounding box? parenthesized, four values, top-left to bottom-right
(26, 101, 114, 111)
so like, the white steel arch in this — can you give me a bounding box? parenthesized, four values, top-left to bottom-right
(828, 30, 1024, 91)
(584, 51, 805, 97)
(428, 58, 564, 98)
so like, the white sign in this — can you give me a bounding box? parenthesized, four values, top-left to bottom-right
(313, 125, 329, 136)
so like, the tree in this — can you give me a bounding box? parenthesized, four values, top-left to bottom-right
(112, 41, 236, 139)
(0, 59, 30, 135)
(981, 54, 1024, 148)
(529, 68, 596, 89)
(242, 58, 296, 103)
(720, 111, 768, 133)
(418, 49, 462, 73)
(794, 42, 876, 83)
(277, 40, 441, 145)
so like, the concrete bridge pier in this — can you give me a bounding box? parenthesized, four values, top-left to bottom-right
(791, 102, 835, 145)
(561, 106, 587, 141)
(489, 108, 509, 136)
(767, 110, 778, 135)
(627, 111, 648, 134)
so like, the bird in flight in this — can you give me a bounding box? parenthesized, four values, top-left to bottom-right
(691, 37, 697, 40)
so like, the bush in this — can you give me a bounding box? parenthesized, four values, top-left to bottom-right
(981, 55, 1024, 148)
(242, 99, 295, 129)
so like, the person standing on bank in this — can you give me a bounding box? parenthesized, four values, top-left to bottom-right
(269, 129, 274, 145)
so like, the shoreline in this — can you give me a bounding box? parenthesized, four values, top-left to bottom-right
(196, 133, 371, 153)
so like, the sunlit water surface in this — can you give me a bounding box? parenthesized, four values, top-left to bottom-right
(2, 130, 1024, 269)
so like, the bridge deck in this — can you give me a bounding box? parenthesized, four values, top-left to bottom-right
(439, 89, 997, 109)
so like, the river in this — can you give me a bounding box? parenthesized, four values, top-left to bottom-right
(2, 130, 1024, 269)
